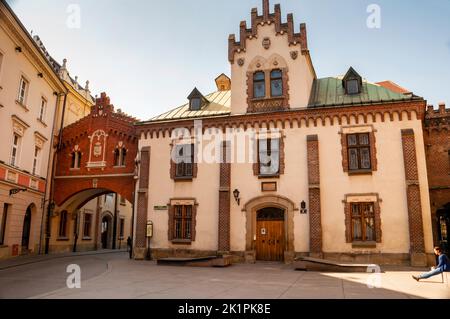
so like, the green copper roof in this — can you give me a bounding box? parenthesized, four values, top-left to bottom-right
(149, 90, 231, 122)
(308, 77, 421, 108)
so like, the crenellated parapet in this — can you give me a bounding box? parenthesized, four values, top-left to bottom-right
(425, 102, 450, 131)
(228, 0, 308, 63)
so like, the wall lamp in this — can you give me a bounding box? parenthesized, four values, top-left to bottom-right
(37, 72, 43, 78)
(300, 200, 308, 214)
(233, 189, 241, 206)
(15, 46, 22, 53)
(9, 188, 27, 196)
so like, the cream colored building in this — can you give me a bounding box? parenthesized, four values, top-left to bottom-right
(134, 0, 434, 266)
(0, 0, 66, 259)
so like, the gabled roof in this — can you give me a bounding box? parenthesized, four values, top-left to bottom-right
(147, 90, 231, 122)
(308, 77, 421, 108)
(376, 81, 412, 95)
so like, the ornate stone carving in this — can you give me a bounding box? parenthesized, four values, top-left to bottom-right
(237, 58, 245, 66)
(290, 51, 298, 60)
(262, 37, 271, 50)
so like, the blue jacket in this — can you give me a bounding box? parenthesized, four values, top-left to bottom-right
(437, 254, 450, 272)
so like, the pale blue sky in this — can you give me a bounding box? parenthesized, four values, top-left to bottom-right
(7, 0, 450, 120)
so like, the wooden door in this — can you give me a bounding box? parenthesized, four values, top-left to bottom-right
(256, 218, 285, 262)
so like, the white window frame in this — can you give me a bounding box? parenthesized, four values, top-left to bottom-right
(38, 97, 47, 123)
(18, 76, 29, 105)
(32, 146, 41, 176)
(10, 133, 22, 167)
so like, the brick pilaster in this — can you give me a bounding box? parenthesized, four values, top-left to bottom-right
(401, 129, 426, 266)
(307, 135, 322, 257)
(134, 146, 150, 259)
(218, 141, 231, 253)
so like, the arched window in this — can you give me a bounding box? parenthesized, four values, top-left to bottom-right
(71, 152, 81, 169)
(270, 69, 283, 97)
(253, 71, 265, 98)
(114, 148, 127, 167)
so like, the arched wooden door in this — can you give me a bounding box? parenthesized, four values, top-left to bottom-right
(21, 206, 32, 251)
(256, 207, 285, 261)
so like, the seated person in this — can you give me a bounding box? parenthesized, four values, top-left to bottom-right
(412, 246, 450, 281)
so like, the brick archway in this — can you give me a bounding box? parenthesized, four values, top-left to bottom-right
(53, 93, 138, 208)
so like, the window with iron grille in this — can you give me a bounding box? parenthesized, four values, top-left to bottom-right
(347, 133, 371, 171)
(59, 211, 68, 238)
(173, 205, 193, 240)
(351, 203, 375, 242)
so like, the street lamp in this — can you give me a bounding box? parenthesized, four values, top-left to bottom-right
(233, 189, 241, 206)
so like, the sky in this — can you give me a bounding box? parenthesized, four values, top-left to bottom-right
(6, 0, 450, 120)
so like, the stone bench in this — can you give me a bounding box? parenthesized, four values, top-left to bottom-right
(294, 257, 374, 273)
(157, 255, 233, 267)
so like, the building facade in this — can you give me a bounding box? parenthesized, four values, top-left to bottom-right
(134, 0, 435, 266)
(0, 0, 66, 259)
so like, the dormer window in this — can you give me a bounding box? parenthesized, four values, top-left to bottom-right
(190, 97, 202, 111)
(187, 88, 208, 111)
(343, 67, 363, 95)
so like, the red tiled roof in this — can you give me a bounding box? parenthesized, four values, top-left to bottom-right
(376, 81, 411, 94)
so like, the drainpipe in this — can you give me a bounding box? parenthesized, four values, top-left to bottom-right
(112, 193, 118, 249)
(44, 92, 68, 254)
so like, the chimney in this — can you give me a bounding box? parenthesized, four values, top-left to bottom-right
(439, 102, 446, 114)
(427, 104, 435, 114)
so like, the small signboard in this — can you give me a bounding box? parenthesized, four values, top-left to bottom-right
(261, 228, 267, 235)
(154, 206, 168, 211)
(146, 221, 153, 238)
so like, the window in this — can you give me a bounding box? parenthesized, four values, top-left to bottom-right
(190, 98, 202, 111)
(253, 71, 265, 98)
(347, 133, 371, 171)
(83, 213, 92, 238)
(0, 204, 10, 245)
(119, 218, 125, 239)
(38, 97, 47, 122)
(346, 79, 360, 95)
(10, 134, 21, 167)
(0, 52, 3, 79)
(59, 211, 68, 238)
(351, 203, 375, 242)
(448, 150, 450, 172)
(114, 148, 127, 167)
(120, 195, 126, 206)
(32, 146, 41, 176)
(174, 144, 194, 178)
(173, 205, 193, 240)
(258, 138, 280, 176)
(71, 151, 81, 169)
(18, 77, 28, 105)
(270, 70, 283, 97)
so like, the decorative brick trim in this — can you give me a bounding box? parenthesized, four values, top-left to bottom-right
(307, 135, 322, 254)
(401, 129, 425, 254)
(246, 68, 290, 113)
(135, 147, 150, 249)
(253, 134, 285, 177)
(343, 193, 382, 244)
(167, 199, 198, 243)
(218, 141, 231, 252)
(340, 130, 377, 173)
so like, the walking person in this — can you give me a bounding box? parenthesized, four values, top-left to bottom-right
(412, 247, 450, 281)
(127, 236, 132, 259)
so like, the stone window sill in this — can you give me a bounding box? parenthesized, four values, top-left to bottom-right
(171, 239, 192, 245)
(352, 241, 377, 249)
(69, 168, 81, 171)
(113, 166, 126, 169)
(82, 237, 92, 241)
(258, 174, 280, 179)
(15, 100, 29, 112)
(0, 245, 8, 249)
(348, 169, 373, 176)
(173, 176, 194, 182)
(57, 237, 69, 242)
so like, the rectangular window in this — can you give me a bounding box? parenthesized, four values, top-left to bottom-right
(175, 144, 194, 178)
(346, 79, 360, 95)
(32, 146, 41, 176)
(448, 150, 450, 172)
(59, 211, 68, 238)
(347, 133, 371, 171)
(0, 204, 10, 245)
(173, 205, 193, 240)
(83, 213, 92, 238)
(351, 203, 375, 242)
(258, 138, 280, 176)
(120, 195, 126, 206)
(39, 97, 47, 122)
(10, 134, 21, 167)
(18, 77, 28, 105)
(0, 52, 3, 80)
(119, 218, 125, 238)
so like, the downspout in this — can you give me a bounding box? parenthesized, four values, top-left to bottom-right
(44, 92, 68, 254)
(39, 92, 61, 255)
(112, 193, 118, 249)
